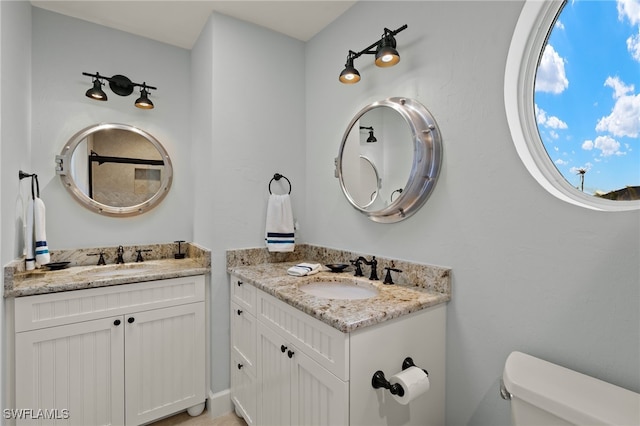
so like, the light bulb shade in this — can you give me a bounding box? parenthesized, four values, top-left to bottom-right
(135, 89, 154, 109)
(339, 65, 361, 84)
(367, 130, 377, 143)
(339, 55, 361, 84)
(375, 35, 400, 67)
(86, 80, 107, 101)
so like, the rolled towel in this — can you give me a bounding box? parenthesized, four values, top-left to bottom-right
(34, 197, 50, 267)
(287, 262, 321, 277)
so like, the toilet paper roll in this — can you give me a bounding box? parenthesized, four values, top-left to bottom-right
(389, 366, 430, 405)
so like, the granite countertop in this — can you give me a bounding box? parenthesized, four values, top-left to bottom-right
(228, 262, 450, 333)
(4, 242, 211, 298)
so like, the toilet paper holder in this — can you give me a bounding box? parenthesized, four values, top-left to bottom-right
(371, 357, 429, 396)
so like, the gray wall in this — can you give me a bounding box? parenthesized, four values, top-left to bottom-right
(1, 0, 32, 417)
(1, 2, 638, 426)
(191, 12, 306, 394)
(305, 2, 639, 425)
(30, 7, 192, 249)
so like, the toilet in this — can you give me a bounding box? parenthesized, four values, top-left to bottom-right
(502, 351, 640, 426)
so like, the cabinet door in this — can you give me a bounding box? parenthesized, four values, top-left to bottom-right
(230, 350, 256, 426)
(15, 316, 125, 426)
(125, 303, 205, 426)
(257, 322, 291, 426)
(291, 349, 349, 426)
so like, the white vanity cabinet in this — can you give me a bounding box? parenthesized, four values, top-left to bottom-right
(14, 275, 206, 426)
(230, 274, 350, 426)
(230, 273, 447, 426)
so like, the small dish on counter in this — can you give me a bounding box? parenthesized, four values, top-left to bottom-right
(325, 263, 350, 273)
(43, 261, 71, 270)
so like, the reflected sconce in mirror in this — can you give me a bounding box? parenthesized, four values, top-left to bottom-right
(360, 126, 377, 143)
(339, 25, 407, 84)
(82, 72, 157, 109)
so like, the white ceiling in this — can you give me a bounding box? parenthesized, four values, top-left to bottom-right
(30, 1, 357, 49)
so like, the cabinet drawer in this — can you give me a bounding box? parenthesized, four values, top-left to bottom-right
(231, 301, 256, 372)
(15, 275, 205, 332)
(231, 275, 256, 314)
(257, 291, 349, 380)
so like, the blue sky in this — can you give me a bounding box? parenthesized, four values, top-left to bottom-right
(535, 0, 640, 195)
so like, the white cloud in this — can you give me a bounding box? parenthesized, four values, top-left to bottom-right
(535, 45, 569, 94)
(604, 76, 635, 99)
(595, 135, 623, 156)
(617, 0, 640, 26)
(535, 105, 568, 131)
(582, 140, 594, 150)
(627, 30, 640, 61)
(619, 0, 640, 61)
(555, 20, 565, 31)
(595, 79, 640, 138)
(546, 116, 569, 129)
(555, 158, 568, 166)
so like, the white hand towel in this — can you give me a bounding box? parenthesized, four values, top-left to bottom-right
(34, 197, 50, 267)
(265, 193, 295, 252)
(287, 263, 321, 277)
(25, 198, 36, 271)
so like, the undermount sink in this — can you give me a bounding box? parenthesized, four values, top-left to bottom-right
(78, 264, 155, 278)
(298, 280, 379, 300)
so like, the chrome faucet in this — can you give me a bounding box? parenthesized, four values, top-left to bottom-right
(358, 256, 379, 280)
(116, 245, 125, 264)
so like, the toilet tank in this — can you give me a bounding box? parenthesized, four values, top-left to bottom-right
(502, 351, 640, 426)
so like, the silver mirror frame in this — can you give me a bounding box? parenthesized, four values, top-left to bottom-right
(358, 155, 381, 209)
(337, 97, 442, 223)
(55, 123, 173, 217)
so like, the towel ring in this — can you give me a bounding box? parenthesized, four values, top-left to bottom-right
(269, 173, 291, 195)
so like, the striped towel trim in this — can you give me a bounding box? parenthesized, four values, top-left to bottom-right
(35, 240, 49, 255)
(266, 232, 295, 244)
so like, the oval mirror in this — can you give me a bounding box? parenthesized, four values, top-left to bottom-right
(56, 123, 173, 217)
(336, 97, 442, 223)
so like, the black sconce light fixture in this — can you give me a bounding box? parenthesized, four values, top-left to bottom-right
(82, 72, 157, 109)
(360, 126, 377, 143)
(339, 24, 407, 84)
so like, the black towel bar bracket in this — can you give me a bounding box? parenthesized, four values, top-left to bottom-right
(268, 173, 292, 194)
(19, 170, 34, 180)
(19, 170, 40, 199)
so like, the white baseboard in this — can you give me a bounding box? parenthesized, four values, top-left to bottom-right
(206, 388, 233, 420)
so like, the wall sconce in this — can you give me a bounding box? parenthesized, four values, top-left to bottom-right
(339, 24, 408, 84)
(360, 126, 377, 143)
(82, 72, 157, 109)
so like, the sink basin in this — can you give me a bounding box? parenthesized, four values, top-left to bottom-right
(298, 280, 379, 300)
(78, 264, 155, 278)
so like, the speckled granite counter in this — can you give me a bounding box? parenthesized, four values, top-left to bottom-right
(4, 242, 210, 298)
(227, 245, 451, 333)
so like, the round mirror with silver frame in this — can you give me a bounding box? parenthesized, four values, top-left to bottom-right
(336, 97, 442, 223)
(55, 123, 173, 217)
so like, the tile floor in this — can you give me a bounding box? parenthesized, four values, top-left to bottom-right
(149, 410, 247, 426)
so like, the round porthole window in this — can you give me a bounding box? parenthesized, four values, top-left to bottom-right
(505, 0, 639, 211)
